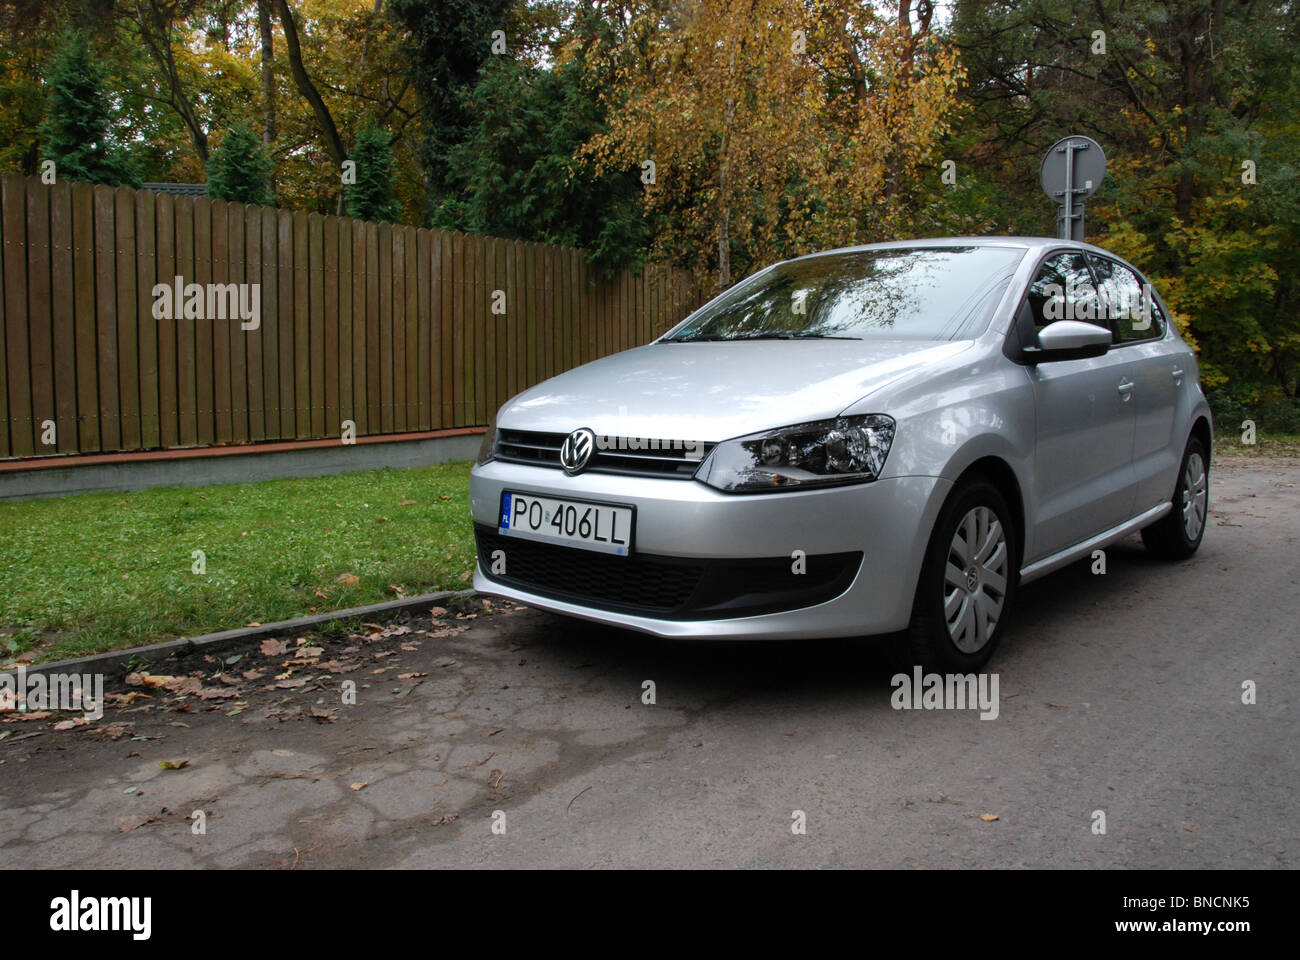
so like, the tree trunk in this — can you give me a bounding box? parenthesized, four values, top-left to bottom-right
(258, 0, 276, 146)
(273, 0, 347, 168)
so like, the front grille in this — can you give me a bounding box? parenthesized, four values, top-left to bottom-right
(475, 525, 862, 620)
(495, 429, 712, 480)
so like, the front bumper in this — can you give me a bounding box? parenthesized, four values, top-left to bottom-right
(469, 460, 950, 640)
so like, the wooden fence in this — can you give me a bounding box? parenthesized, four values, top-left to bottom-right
(0, 173, 705, 460)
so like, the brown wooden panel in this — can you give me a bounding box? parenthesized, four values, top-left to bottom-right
(175, 196, 198, 446)
(439, 231, 453, 426)
(25, 179, 54, 454)
(365, 221, 380, 432)
(415, 228, 431, 430)
(541, 243, 554, 382)
(0, 181, 8, 457)
(154, 193, 176, 448)
(352, 217, 369, 435)
(323, 214, 339, 437)
(377, 222, 393, 433)
(113, 187, 140, 450)
(494, 237, 508, 411)
(504, 240, 517, 399)
(450, 232, 465, 425)
(483, 236, 495, 422)
(338, 217, 354, 433)
(50, 181, 83, 451)
(226, 202, 248, 443)
(244, 205, 264, 441)
(276, 209, 295, 439)
(307, 213, 324, 438)
(468, 233, 483, 425)
(193, 197, 214, 445)
(258, 205, 277, 440)
(524, 242, 537, 389)
(1, 175, 30, 456)
(390, 224, 406, 432)
(206, 198, 229, 444)
(92, 185, 120, 451)
(133, 188, 159, 450)
(404, 225, 418, 429)
(292, 210, 310, 439)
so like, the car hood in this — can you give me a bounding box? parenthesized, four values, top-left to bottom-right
(497, 338, 973, 442)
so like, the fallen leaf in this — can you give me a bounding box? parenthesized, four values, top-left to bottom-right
(442, 712, 463, 719)
(337, 572, 360, 586)
(398, 499, 417, 506)
(979, 814, 999, 822)
(260, 638, 289, 656)
(397, 672, 428, 680)
(158, 759, 190, 770)
(241, 669, 265, 681)
(349, 781, 368, 791)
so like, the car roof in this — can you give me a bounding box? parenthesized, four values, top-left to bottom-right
(786, 235, 1118, 262)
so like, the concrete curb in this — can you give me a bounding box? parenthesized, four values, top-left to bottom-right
(16, 589, 480, 679)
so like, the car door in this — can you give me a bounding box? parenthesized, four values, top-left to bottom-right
(1021, 250, 1140, 561)
(1087, 254, 1185, 515)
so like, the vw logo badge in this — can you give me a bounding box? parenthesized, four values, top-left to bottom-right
(560, 428, 596, 475)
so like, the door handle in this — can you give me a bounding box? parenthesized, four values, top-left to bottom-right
(1117, 379, 1135, 400)
(1171, 367, 1185, 385)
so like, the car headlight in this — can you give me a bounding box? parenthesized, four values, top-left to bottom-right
(476, 414, 497, 465)
(697, 414, 895, 493)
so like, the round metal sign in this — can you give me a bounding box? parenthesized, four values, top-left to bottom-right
(1040, 135, 1106, 201)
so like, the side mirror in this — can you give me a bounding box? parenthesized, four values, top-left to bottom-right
(1023, 320, 1112, 363)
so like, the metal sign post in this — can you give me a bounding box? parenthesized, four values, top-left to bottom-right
(1040, 136, 1106, 242)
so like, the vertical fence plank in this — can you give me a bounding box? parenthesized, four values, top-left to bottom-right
(416, 228, 431, 430)
(25, 180, 54, 456)
(276, 209, 295, 439)
(113, 187, 140, 450)
(495, 237, 508, 412)
(257, 205, 277, 440)
(193, 197, 214, 445)
(226, 202, 248, 443)
(505, 240, 518, 400)
(404, 226, 418, 429)
(323, 215, 339, 438)
(2, 176, 31, 456)
(467, 233, 482, 425)
(483, 237, 496, 422)
(307, 213, 325, 438)
(208, 196, 230, 444)
(377, 222, 393, 433)
(390, 224, 406, 432)
(427, 231, 442, 429)
(175, 196, 197, 446)
(292, 210, 310, 439)
(0, 180, 9, 458)
(134, 188, 159, 450)
(353, 217, 370, 436)
(365, 221, 381, 432)
(338, 217, 354, 435)
(245, 205, 264, 441)
(438, 231, 453, 427)
(92, 185, 120, 451)
(450, 232, 464, 425)
(154, 194, 176, 448)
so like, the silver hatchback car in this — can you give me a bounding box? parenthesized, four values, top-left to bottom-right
(469, 237, 1212, 669)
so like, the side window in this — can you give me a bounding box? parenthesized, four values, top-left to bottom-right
(1087, 255, 1165, 342)
(1025, 252, 1100, 334)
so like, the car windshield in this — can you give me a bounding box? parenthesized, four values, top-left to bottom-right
(661, 246, 1026, 342)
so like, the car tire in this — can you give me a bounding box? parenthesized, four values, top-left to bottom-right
(897, 479, 1019, 673)
(1141, 435, 1209, 560)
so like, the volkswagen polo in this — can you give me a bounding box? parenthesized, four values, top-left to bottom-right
(469, 237, 1212, 670)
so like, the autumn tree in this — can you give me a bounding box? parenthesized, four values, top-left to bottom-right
(206, 121, 274, 203)
(39, 28, 138, 186)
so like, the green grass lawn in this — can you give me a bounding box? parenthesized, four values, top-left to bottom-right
(0, 461, 476, 664)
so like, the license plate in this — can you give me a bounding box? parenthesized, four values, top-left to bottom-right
(498, 492, 634, 556)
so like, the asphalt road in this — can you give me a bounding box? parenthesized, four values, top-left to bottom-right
(2, 456, 1296, 868)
